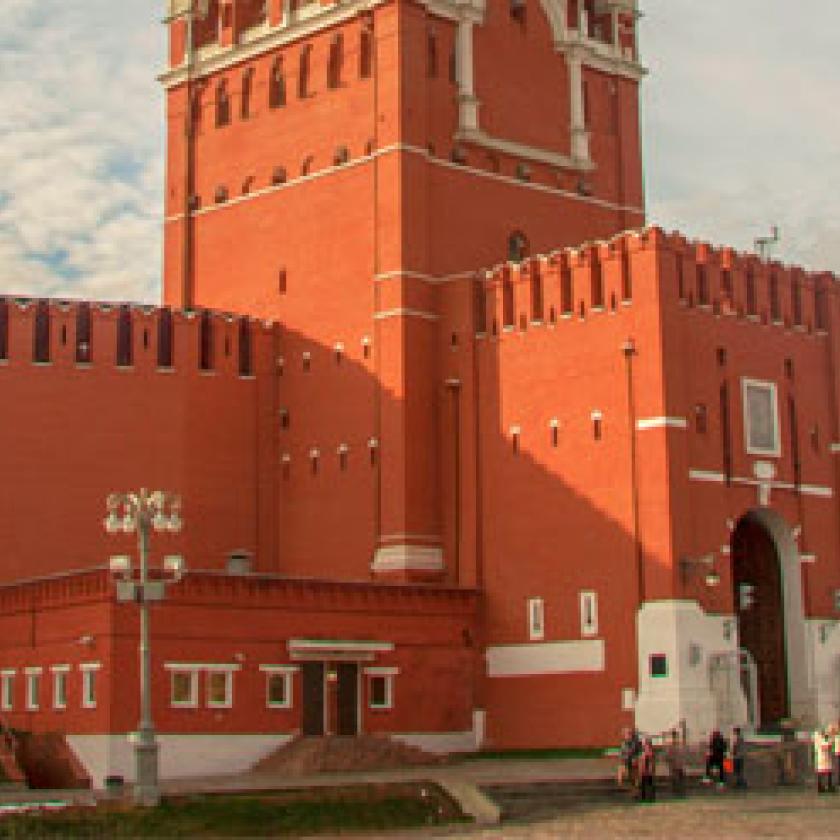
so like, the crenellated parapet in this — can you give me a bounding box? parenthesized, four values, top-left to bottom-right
(0, 297, 278, 379)
(470, 226, 838, 340)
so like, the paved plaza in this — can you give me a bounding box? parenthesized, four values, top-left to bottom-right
(361, 789, 840, 839)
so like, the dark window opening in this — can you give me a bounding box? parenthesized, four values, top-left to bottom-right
(784, 358, 794, 380)
(502, 277, 515, 328)
(157, 308, 173, 368)
(530, 267, 544, 321)
(339, 449, 348, 471)
(116, 305, 133, 367)
(224, 335, 231, 358)
(792, 279, 802, 326)
(238, 318, 252, 376)
(280, 409, 290, 430)
(721, 268, 733, 298)
(591, 255, 604, 308)
(359, 29, 373, 78)
(241, 69, 254, 119)
(301, 155, 314, 176)
(143, 328, 149, 350)
(551, 424, 559, 447)
(302, 353, 311, 372)
(333, 146, 349, 166)
(696, 264, 709, 305)
(650, 654, 668, 678)
(327, 34, 343, 89)
(519, 313, 527, 331)
(298, 45, 312, 98)
(278, 268, 287, 294)
(811, 425, 820, 454)
(548, 305, 556, 325)
(593, 416, 603, 441)
(510, 0, 526, 25)
(473, 277, 486, 333)
(215, 81, 231, 127)
(770, 273, 781, 321)
(199, 310, 214, 371)
(621, 249, 632, 300)
(33, 301, 50, 363)
(561, 266, 573, 314)
(449, 48, 457, 84)
(60, 324, 67, 346)
(716, 347, 727, 367)
(815, 287, 828, 331)
(272, 166, 287, 186)
(746, 269, 757, 315)
(269, 59, 286, 108)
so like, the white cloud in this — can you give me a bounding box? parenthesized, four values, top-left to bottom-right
(0, 1, 836, 306)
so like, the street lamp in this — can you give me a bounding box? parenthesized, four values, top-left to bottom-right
(104, 489, 185, 807)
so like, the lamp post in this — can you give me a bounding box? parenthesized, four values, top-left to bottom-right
(104, 489, 185, 807)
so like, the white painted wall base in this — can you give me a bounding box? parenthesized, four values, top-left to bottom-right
(391, 730, 477, 754)
(67, 733, 294, 789)
(806, 619, 840, 727)
(635, 600, 746, 741)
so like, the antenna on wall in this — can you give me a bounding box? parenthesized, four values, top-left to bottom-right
(754, 226, 780, 262)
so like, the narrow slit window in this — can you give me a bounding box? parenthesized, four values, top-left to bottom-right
(770, 273, 781, 321)
(745, 269, 757, 315)
(502, 276, 515, 328)
(116, 305, 133, 367)
(216, 81, 231, 127)
(792, 279, 803, 326)
(696, 264, 709, 305)
(298, 45, 312, 99)
(241, 68, 254, 119)
(327, 34, 343, 89)
(528, 597, 545, 641)
(33, 301, 50, 363)
(238, 318, 252, 376)
(473, 277, 487, 333)
(590, 256, 604, 308)
(621, 250, 632, 300)
(561, 266, 573, 314)
(157, 308, 174, 368)
(359, 29, 373, 79)
(427, 31, 438, 78)
(199, 310, 214, 371)
(269, 58, 286, 108)
(580, 591, 598, 637)
(75, 303, 92, 363)
(0, 298, 8, 360)
(530, 267, 544, 321)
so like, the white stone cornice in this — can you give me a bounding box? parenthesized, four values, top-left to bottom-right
(455, 126, 594, 172)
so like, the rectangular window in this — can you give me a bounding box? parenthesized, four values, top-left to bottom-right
(650, 654, 668, 678)
(52, 668, 68, 710)
(528, 597, 545, 641)
(25, 670, 41, 710)
(207, 671, 232, 708)
(366, 670, 395, 710)
(81, 664, 100, 709)
(742, 378, 780, 457)
(580, 591, 599, 637)
(1, 672, 14, 711)
(170, 670, 198, 708)
(265, 671, 293, 709)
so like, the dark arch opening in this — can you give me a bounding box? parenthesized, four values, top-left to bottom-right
(730, 512, 790, 728)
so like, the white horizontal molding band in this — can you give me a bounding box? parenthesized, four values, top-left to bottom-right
(371, 545, 445, 572)
(165, 144, 645, 225)
(288, 639, 394, 653)
(688, 469, 833, 499)
(829, 443, 840, 454)
(486, 638, 605, 677)
(364, 666, 400, 676)
(456, 126, 593, 172)
(258, 664, 300, 673)
(636, 416, 688, 431)
(164, 662, 242, 671)
(374, 270, 476, 286)
(373, 308, 439, 322)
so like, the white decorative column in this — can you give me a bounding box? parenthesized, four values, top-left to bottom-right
(456, 13, 480, 131)
(567, 48, 590, 163)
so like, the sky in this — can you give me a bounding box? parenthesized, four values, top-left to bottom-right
(0, 0, 837, 303)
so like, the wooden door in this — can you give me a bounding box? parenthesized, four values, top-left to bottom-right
(336, 663, 359, 737)
(301, 662, 325, 736)
(732, 516, 789, 726)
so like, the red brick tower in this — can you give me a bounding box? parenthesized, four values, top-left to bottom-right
(160, 0, 645, 580)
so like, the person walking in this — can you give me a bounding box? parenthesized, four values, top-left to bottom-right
(731, 726, 747, 789)
(814, 728, 834, 794)
(618, 727, 642, 789)
(665, 729, 686, 797)
(637, 738, 657, 803)
(833, 724, 840, 792)
(703, 729, 728, 788)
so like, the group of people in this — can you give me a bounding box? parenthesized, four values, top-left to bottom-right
(813, 724, 840, 793)
(617, 726, 748, 803)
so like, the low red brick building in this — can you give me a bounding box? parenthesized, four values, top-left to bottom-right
(1, 0, 839, 786)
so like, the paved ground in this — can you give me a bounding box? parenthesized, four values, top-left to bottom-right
(353, 789, 840, 839)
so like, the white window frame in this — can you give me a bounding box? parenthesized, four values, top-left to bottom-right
(80, 663, 101, 710)
(51, 665, 70, 710)
(742, 378, 781, 458)
(206, 670, 233, 709)
(0, 670, 15, 711)
(580, 591, 599, 637)
(25, 668, 42, 711)
(528, 597, 545, 641)
(169, 669, 199, 708)
(365, 667, 398, 711)
(260, 665, 297, 709)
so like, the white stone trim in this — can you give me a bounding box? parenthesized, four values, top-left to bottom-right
(164, 662, 242, 671)
(371, 545, 444, 573)
(79, 662, 102, 672)
(636, 416, 688, 431)
(50, 664, 71, 673)
(486, 639, 605, 677)
(742, 378, 781, 458)
(0, 672, 13, 711)
(0, 668, 16, 676)
(456, 127, 592, 172)
(164, 143, 645, 225)
(363, 666, 400, 676)
(82, 668, 98, 710)
(688, 469, 833, 499)
(23, 666, 43, 675)
(527, 597, 545, 641)
(829, 443, 840, 454)
(288, 639, 394, 653)
(373, 308, 439, 322)
(259, 664, 300, 673)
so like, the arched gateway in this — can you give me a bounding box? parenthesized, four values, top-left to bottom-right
(730, 509, 809, 728)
